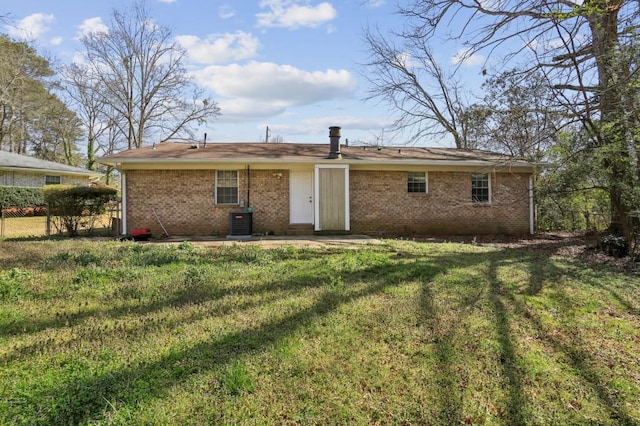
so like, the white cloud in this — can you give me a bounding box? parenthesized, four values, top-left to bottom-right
(524, 33, 588, 55)
(77, 17, 108, 38)
(194, 61, 357, 119)
(71, 52, 86, 65)
(256, 0, 337, 29)
(157, 0, 177, 3)
(6, 13, 54, 40)
(255, 115, 395, 142)
(176, 31, 259, 64)
(366, 0, 386, 7)
(394, 52, 419, 69)
(295, 116, 394, 133)
(217, 98, 290, 119)
(451, 48, 485, 67)
(218, 5, 235, 19)
(50, 37, 63, 46)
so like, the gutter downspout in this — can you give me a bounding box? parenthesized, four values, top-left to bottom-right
(121, 171, 127, 235)
(246, 165, 250, 209)
(529, 175, 534, 235)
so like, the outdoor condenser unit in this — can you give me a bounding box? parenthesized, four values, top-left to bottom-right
(229, 211, 253, 235)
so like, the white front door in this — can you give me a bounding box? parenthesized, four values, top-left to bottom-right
(290, 171, 314, 224)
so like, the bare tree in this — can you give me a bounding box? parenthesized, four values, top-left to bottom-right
(60, 63, 113, 170)
(78, 1, 220, 149)
(473, 69, 562, 161)
(30, 93, 83, 165)
(366, 0, 640, 242)
(363, 27, 474, 148)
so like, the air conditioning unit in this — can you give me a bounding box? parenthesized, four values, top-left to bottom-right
(229, 211, 253, 235)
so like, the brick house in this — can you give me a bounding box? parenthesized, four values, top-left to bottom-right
(0, 150, 100, 187)
(99, 127, 537, 237)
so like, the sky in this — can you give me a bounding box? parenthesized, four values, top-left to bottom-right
(1, 0, 485, 147)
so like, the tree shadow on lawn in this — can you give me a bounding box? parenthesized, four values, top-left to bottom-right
(0, 244, 332, 338)
(9, 241, 640, 424)
(485, 244, 639, 425)
(1, 259, 346, 360)
(416, 241, 638, 425)
(29, 261, 416, 424)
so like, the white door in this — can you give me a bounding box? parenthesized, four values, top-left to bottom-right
(290, 171, 314, 223)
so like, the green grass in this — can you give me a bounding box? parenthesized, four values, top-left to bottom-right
(0, 214, 114, 238)
(0, 216, 48, 238)
(0, 239, 639, 425)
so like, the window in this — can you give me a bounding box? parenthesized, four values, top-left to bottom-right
(471, 173, 490, 203)
(216, 170, 238, 204)
(45, 175, 61, 185)
(408, 172, 427, 193)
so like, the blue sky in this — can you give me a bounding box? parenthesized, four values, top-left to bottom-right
(2, 0, 485, 146)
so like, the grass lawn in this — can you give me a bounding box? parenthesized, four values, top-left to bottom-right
(0, 239, 638, 425)
(0, 215, 114, 239)
(0, 216, 48, 238)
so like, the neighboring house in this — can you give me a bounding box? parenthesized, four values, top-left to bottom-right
(99, 127, 537, 237)
(0, 150, 101, 188)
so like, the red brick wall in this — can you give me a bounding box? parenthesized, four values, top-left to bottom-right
(246, 169, 289, 235)
(349, 170, 531, 235)
(125, 169, 289, 236)
(125, 168, 531, 237)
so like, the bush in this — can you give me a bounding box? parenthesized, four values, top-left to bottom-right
(600, 234, 628, 257)
(44, 185, 117, 237)
(0, 186, 45, 209)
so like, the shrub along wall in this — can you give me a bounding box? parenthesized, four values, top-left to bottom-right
(44, 185, 118, 236)
(0, 186, 45, 208)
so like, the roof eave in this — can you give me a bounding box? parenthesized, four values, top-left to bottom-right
(0, 165, 102, 177)
(98, 156, 535, 170)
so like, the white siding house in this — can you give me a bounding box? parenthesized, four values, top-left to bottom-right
(0, 151, 100, 187)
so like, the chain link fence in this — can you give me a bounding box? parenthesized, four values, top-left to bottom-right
(1, 201, 121, 239)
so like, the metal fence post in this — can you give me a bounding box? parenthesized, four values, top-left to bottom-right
(46, 204, 51, 237)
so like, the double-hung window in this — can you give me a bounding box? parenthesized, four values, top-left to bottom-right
(45, 175, 61, 185)
(471, 173, 490, 203)
(407, 171, 427, 193)
(215, 170, 238, 204)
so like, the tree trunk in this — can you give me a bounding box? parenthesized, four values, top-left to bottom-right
(586, 0, 635, 240)
(87, 134, 96, 171)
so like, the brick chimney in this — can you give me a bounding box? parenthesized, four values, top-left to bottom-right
(328, 126, 342, 159)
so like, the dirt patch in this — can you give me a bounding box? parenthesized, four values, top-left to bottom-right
(154, 232, 639, 272)
(420, 231, 639, 273)
(157, 234, 384, 249)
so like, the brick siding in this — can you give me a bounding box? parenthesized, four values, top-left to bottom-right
(125, 168, 531, 237)
(125, 169, 289, 236)
(350, 170, 530, 235)
(246, 169, 289, 235)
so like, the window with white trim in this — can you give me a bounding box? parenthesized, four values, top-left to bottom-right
(45, 175, 61, 185)
(215, 170, 238, 204)
(407, 171, 427, 193)
(471, 173, 490, 203)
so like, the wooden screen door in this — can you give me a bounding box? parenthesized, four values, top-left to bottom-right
(316, 167, 349, 231)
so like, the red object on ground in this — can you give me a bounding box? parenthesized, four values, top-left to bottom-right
(131, 228, 152, 241)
